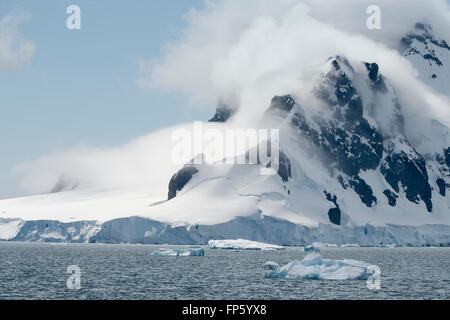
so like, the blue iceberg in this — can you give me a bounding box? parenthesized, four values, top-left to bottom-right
(264, 253, 380, 280)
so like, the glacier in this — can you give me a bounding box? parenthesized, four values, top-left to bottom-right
(2, 213, 450, 246)
(263, 253, 380, 280)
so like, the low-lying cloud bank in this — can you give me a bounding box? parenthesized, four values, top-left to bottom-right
(15, 0, 450, 196)
(14, 122, 236, 195)
(14, 125, 187, 195)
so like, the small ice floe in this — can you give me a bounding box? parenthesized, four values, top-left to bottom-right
(264, 253, 379, 280)
(208, 239, 284, 250)
(151, 248, 205, 256)
(304, 245, 320, 252)
(379, 244, 396, 248)
(341, 244, 360, 248)
(305, 242, 360, 249)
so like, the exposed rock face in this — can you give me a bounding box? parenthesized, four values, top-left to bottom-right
(436, 147, 450, 198)
(277, 151, 292, 183)
(381, 142, 433, 212)
(168, 165, 199, 200)
(324, 191, 341, 225)
(209, 102, 236, 122)
(437, 178, 446, 197)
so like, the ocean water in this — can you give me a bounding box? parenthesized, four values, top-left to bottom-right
(0, 242, 449, 300)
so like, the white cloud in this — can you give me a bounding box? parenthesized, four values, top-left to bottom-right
(140, 0, 449, 122)
(0, 12, 35, 72)
(14, 126, 182, 195)
(14, 122, 229, 195)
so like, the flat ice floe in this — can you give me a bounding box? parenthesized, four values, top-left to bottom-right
(304, 243, 360, 251)
(208, 239, 284, 250)
(379, 244, 396, 248)
(304, 244, 321, 252)
(151, 248, 205, 256)
(264, 253, 380, 280)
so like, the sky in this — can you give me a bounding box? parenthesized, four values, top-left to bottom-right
(1, 0, 449, 199)
(0, 0, 210, 199)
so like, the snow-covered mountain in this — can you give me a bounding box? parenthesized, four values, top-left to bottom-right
(402, 22, 450, 95)
(164, 53, 450, 241)
(0, 23, 449, 246)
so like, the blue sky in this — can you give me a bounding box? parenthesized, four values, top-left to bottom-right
(0, 0, 211, 199)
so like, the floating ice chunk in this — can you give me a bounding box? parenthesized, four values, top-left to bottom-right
(304, 242, 341, 251)
(263, 261, 280, 272)
(313, 242, 340, 248)
(308, 243, 359, 248)
(151, 248, 205, 256)
(304, 241, 343, 251)
(304, 244, 320, 252)
(208, 239, 284, 250)
(341, 244, 360, 247)
(379, 244, 396, 248)
(264, 253, 379, 280)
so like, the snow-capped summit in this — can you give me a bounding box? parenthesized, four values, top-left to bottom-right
(209, 100, 237, 122)
(401, 22, 450, 95)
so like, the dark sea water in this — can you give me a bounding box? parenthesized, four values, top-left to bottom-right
(0, 242, 449, 300)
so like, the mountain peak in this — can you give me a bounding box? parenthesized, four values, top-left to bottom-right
(401, 22, 450, 94)
(209, 99, 237, 122)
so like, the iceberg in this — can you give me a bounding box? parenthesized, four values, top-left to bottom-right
(208, 239, 284, 250)
(151, 248, 205, 256)
(264, 253, 380, 280)
(312, 242, 340, 248)
(379, 244, 396, 248)
(304, 242, 347, 251)
(304, 244, 320, 252)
